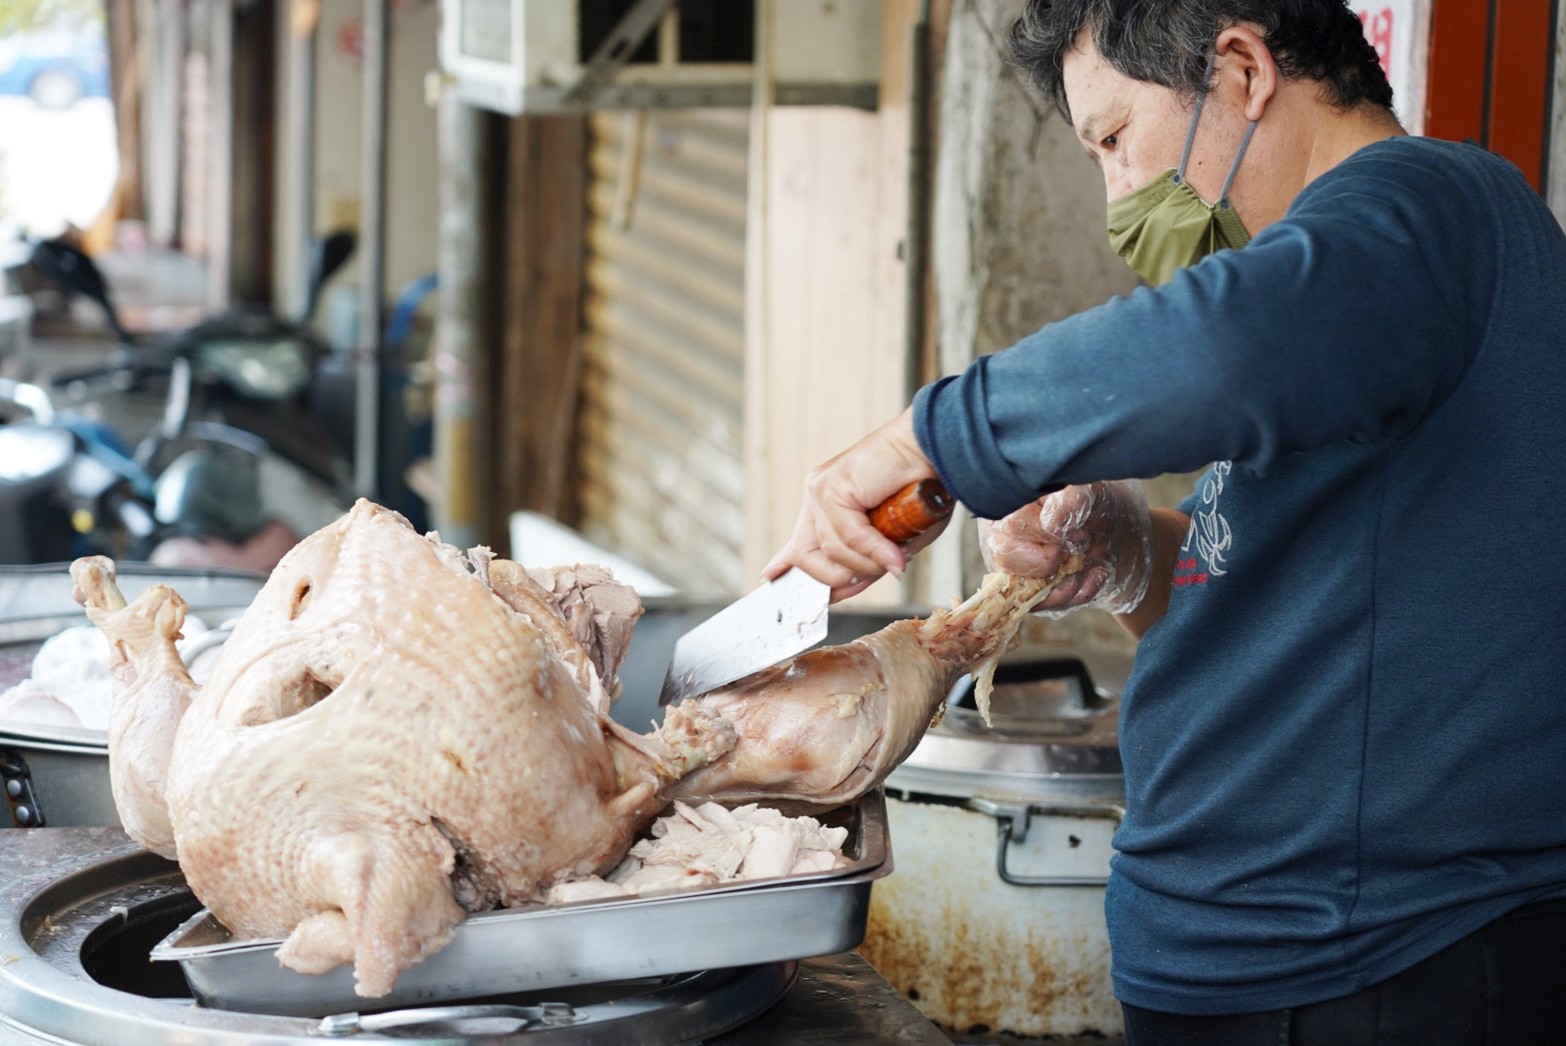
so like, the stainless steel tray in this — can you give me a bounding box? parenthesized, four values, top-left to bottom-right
(150, 789, 893, 1017)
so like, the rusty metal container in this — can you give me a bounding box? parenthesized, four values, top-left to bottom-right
(861, 651, 1127, 1040)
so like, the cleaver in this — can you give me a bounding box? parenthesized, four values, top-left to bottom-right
(657, 479, 954, 706)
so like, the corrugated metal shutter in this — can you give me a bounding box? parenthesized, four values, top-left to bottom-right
(579, 109, 749, 594)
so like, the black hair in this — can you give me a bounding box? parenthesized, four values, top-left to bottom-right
(1009, 0, 1395, 120)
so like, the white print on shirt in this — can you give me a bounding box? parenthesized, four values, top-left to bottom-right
(1175, 461, 1233, 587)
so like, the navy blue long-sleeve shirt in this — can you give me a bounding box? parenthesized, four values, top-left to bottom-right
(913, 136, 1566, 1014)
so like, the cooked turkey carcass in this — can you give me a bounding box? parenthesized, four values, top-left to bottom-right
(71, 501, 730, 998)
(73, 502, 1067, 1000)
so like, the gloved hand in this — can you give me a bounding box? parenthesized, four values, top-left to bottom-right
(977, 480, 1155, 616)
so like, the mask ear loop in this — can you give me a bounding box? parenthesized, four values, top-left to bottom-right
(1217, 120, 1258, 207)
(1173, 54, 1217, 186)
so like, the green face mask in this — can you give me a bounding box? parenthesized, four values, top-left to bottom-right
(1106, 83, 1258, 286)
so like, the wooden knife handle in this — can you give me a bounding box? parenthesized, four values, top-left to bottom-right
(868, 480, 954, 544)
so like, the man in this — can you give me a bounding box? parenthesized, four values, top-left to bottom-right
(764, 1, 1566, 1041)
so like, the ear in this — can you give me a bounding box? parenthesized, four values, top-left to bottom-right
(1214, 25, 1279, 122)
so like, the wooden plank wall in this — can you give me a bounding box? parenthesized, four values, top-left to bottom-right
(489, 115, 589, 550)
(510, 3, 924, 598)
(744, 0, 921, 605)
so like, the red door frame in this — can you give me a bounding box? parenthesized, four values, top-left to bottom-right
(1425, 0, 1557, 191)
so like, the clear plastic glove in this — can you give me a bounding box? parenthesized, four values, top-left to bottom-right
(977, 480, 1155, 616)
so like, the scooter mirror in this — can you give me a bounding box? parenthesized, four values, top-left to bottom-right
(302, 230, 358, 323)
(29, 239, 134, 345)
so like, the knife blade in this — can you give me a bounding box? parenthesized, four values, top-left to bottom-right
(657, 479, 953, 706)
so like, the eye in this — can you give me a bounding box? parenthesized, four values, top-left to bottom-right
(1101, 132, 1119, 149)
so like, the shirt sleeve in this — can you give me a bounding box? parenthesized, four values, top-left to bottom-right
(913, 146, 1484, 520)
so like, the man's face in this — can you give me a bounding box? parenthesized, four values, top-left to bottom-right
(1061, 28, 1252, 208)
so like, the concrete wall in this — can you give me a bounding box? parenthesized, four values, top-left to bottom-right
(1551, 1, 1566, 225)
(273, 0, 442, 321)
(930, 2, 1137, 374)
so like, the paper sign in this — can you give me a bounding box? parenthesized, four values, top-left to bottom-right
(1350, 0, 1433, 134)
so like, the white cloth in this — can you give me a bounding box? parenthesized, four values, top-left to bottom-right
(0, 617, 214, 731)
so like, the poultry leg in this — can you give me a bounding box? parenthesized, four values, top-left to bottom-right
(70, 557, 195, 859)
(663, 572, 1057, 807)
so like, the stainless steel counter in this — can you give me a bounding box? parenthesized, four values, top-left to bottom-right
(0, 827, 950, 1045)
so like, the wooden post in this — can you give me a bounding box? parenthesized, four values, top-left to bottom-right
(490, 115, 589, 549)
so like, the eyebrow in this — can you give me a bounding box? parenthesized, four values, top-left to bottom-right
(1075, 113, 1105, 167)
(1077, 113, 1105, 147)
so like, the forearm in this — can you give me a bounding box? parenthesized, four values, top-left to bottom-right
(1115, 508, 1189, 639)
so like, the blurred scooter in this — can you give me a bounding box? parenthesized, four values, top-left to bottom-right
(0, 377, 157, 564)
(22, 234, 359, 570)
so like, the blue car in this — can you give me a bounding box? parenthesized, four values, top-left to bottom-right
(0, 28, 111, 109)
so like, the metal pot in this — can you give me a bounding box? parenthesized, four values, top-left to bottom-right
(863, 650, 1128, 1040)
(0, 726, 116, 828)
(0, 564, 266, 828)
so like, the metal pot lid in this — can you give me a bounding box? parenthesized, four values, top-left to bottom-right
(889, 653, 1126, 801)
(0, 563, 266, 627)
(0, 722, 108, 750)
